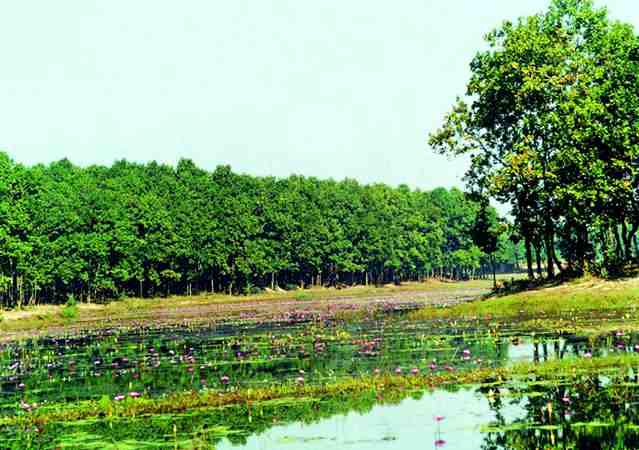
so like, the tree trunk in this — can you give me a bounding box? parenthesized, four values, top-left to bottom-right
(491, 254, 496, 289)
(525, 235, 534, 280)
(544, 229, 555, 280)
(615, 225, 625, 260)
(552, 249, 562, 275)
(623, 221, 638, 261)
(534, 242, 543, 278)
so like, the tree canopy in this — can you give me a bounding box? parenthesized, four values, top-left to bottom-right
(0, 153, 516, 307)
(430, 0, 639, 278)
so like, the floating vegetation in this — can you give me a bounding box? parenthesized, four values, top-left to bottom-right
(3, 304, 639, 448)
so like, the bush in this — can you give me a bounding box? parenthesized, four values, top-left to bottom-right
(284, 284, 298, 291)
(61, 295, 78, 319)
(295, 291, 311, 301)
(61, 305, 78, 319)
(65, 294, 77, 307)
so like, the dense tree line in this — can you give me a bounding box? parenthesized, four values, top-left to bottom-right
(0, 153, 517, 307)
(431, 0, 639, 278)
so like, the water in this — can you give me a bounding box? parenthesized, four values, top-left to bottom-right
(216, 389, 510, 450)
(2, 314, 639, 448)
(215, 372, 639, 450)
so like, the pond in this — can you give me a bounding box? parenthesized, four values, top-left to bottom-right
(2, 312, 638, 448)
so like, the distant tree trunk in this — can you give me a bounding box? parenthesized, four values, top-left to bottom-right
(622, 221, 636, 262)
(491, 254, 496, 289)
(615, 225, 625, 260)
(544, 231, 555, 279)
(552, 249, 562, 275)
(534, 241, 543, 278)
(525, 235, 534, 280)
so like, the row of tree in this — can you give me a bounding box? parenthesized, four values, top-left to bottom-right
(0, 153, 519, 307)
(431, 0, 639, 278)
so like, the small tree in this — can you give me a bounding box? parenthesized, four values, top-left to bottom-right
(471, 199, 506, 288)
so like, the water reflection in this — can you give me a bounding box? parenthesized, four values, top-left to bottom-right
(215, 371, 639, 450)
(216, 388, 505, 450)
(4, 321, 639, 448)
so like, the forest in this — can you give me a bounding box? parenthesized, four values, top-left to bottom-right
(0, 152, 517, 307)
(430, 0, 639, 280)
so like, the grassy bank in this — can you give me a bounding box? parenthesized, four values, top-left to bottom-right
(409, 276, 639, 323)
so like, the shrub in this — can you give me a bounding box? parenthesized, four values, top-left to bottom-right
(65, 294, 77, 307)
(61, 305, 78, 319)
(295, 291, 311, 301)
(61, 295, 78, 320)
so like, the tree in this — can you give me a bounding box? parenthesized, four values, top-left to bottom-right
(471, 198, 506, 287)
(430, 0, 639, 278)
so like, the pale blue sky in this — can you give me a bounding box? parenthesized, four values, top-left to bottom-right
(1, 1, 637, 190)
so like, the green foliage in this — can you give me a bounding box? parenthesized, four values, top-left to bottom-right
(65, 294, 77, 307)
(0, 155, 510, 307)
(294, 291, 311, 301)
(61, 304, 78, 320)
(430, 0, 639, 279)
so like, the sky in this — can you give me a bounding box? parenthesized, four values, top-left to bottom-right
(1, 0, 638, 191)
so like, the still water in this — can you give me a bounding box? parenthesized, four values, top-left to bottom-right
(217, 389, 516, 450)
